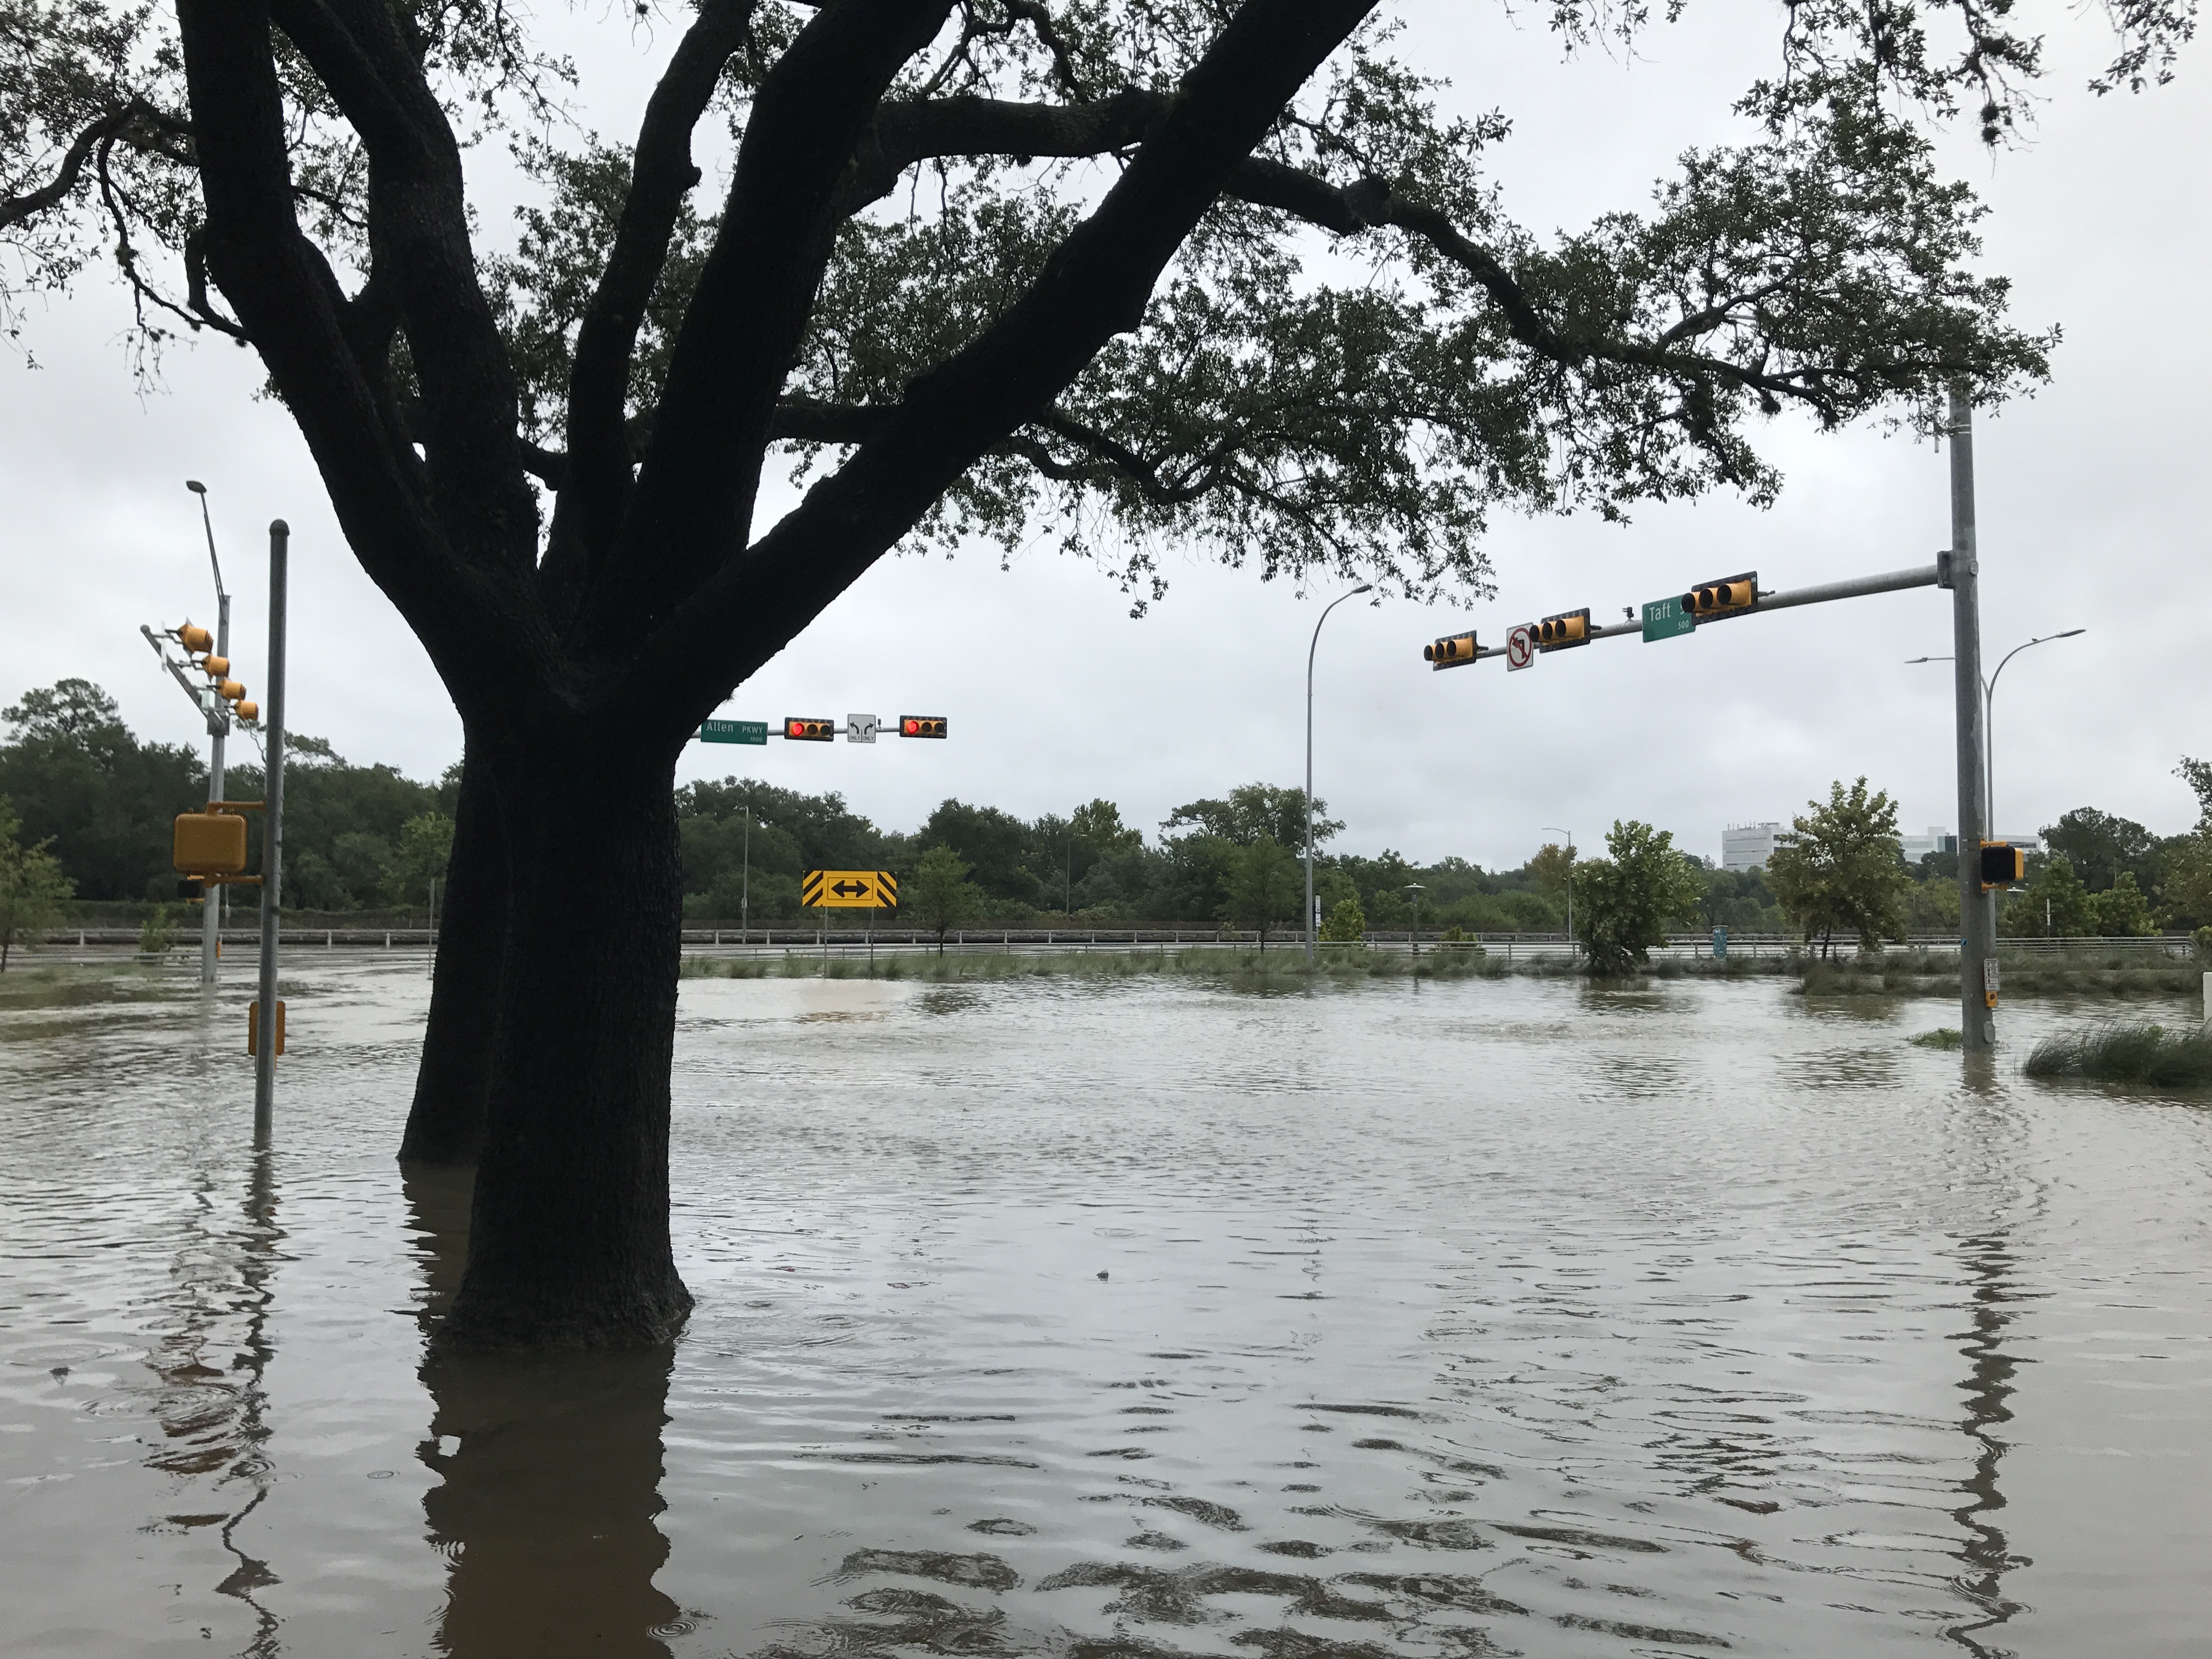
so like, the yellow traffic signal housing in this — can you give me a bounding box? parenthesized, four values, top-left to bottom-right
(1424, 631, 1479, 670)
(1978, 840, 2025, 891)
(1683, 572, 1758, 619)
(784, 716, 837, 742)
(235, 701, 258, 722)
(899, 715, 949, 738)
(202, 655, 230, 677)
(178, 623, 213, 653)
(173, 811, 249, 878)
(217, 679, 246, 702)
(1532, 608, 1590, 651)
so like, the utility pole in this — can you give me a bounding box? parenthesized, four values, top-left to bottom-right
(187, 481, 230, 985)
(1946, 387, 1995, 1052)
(254, 521, 289, 1138)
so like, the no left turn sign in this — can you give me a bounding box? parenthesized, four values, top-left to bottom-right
(1505, 624, 1536, 671)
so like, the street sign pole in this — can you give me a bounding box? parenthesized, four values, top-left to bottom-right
(1946, 386, 1996, 1053)
(253, 520, 288, 1141)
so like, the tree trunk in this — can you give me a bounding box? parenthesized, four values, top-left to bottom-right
(433, 737, 693, 1353)
(400, 755, 509, 1166)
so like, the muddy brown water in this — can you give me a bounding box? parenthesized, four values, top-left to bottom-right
(2, 961, 2208, 1658)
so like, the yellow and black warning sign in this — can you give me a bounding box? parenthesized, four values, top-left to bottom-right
(802, 869, 899, 909)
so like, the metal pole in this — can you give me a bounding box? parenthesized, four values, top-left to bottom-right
(254, 521, 289, 1135)
(1543, 827, 1574, 957)
(204, 589, 229, 983)
(1305, 584, 1371, 962)
(426, 876, 437, 977)
(741, 793, 751, 947)
(1946, 388, 1994, 1052)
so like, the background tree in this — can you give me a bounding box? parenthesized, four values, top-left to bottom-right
(7, 0, 2179, 1350)
(1766, 777, 1910, 957)
(2090, 871, 2156, 936)
(0, 797, 75, 969)
(905, 842, 984, 951)
(2001, 854, 2093, 937)
(1526, 842, 1575, 900)
(2042, 808, 2157, 894)
(381, 811, 458, 911)
(1219, 833, 1301, 948)
(1572, 820, 1703, 974)
(1318, 894, 1366, 943)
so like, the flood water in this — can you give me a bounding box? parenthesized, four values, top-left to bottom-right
(3, 959, 2208, 1659)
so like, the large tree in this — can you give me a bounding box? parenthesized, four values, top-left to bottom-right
(5, 0, 2185, 1349)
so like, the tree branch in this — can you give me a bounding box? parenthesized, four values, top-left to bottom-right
(544, 0, 761, 621)
(633, 0, 1382, 730)
(589, 0, 960, 648)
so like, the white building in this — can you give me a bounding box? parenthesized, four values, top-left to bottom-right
(1722, 822, 1784, 872)
(1899, 826, 1954, 866)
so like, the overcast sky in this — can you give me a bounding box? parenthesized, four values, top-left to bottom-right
(5, 1, 2205, 868)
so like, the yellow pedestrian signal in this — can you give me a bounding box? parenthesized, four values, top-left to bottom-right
(899, 716, 948, 738)
(1532, 608, 1590, 651)
(1424, 631, 1479, 670)
(1978, 841, 2024, 891)
(785, 716, 837, 742)
(173, 811, 249, 877)
(178, 623, 213, 653)
(1683, 572, 1758, 618)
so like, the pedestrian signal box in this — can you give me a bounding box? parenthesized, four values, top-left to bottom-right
(1424, 631, 1479, 670)
(784, 717, 837, 741)
(1978, 840, 2025, 891)
(900, 716, 948, 738)
(1684, 572, 1758, 618)
(173, 811, 249, 878)
(1533, 608, 1590, 651)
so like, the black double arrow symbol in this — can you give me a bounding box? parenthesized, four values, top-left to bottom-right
(829, 878, 873, 899)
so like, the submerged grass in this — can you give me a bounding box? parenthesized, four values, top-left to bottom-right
(680, 945, 1790, 991)
(1800, 946, 2198, 1000)
(2024, 1020, 2212, 1089)
(0, 961, 176, 1013)
(1907, 1028, 1964, 1049)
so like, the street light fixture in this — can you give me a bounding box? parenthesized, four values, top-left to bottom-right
(1906, 628, 2085, 843)
(1305, 583, 1373, 962)
(1542, 826, 1575, 955)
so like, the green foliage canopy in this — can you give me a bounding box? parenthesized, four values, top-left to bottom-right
(1765, 777, 1910, 955)
(1572, 819, 1703, 973)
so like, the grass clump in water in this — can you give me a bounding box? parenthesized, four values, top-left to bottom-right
(1907, 1028, 1963, 1049)
(2023, 1021, 2212, 1088)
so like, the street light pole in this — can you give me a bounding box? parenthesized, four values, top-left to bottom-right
(186, 481, 230, 985)
(1543, 827, 1575, 955)
(253, 520, 289, 1138)
(1305, 584, 1373, 962)
(1906, 627, 2086, 849)
(1944, 386, 1995, 1053)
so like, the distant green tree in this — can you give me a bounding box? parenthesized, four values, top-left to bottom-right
(2043, 807, 2156, 893)
(1573, 820, 1705, 974)
(2163, 830, 2212, 930)
(906, 844, 986, 953)
(1905, 873, 1962, 934)
(1766, 778, 1910, 956)
(137, 905, 178, 956)
(921, 798, 1042, 909)
(0, 797, 74, 970)
(1219, 836, 1303, 950)
(2089, 872, 2156, 936)
(1527, 842, 1576, 898)
(381, 812, 458, 911)
(1164, 785, 1342, 851)
(1318, 896, 1367, 944)
(2004, 855, 2095, 937)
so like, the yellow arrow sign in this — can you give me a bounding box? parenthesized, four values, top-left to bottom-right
(802, 869, 899, 909)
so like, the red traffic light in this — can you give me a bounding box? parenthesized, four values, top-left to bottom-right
(900, 715, 948, 738)
(783, 716, 836, 742)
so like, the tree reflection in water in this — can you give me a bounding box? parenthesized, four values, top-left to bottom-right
(404, 1167, 685, 1659)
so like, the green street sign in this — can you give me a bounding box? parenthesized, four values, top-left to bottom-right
(699, 719, 768, 745)
(1641, 595, 1696, 642)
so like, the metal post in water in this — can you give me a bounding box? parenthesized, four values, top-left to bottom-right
(1946, 389, 1995, 1052)
(254, 521, 289, 1136)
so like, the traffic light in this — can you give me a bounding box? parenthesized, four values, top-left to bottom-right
(1424, 631, 1479, 670)
(202, 654, 230, 678)
(177, 623, 213, 653)
(1978, 840, 2024, 890)
(173, 811, 249, 878)
(1532, 608, 1590, 651)
(235, 701, 258, 722)
(784, 716, 837, 741)
(899, 715, 949, 738)
(1683, 572, 1758, 619)
(217, 678, 246, 702)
